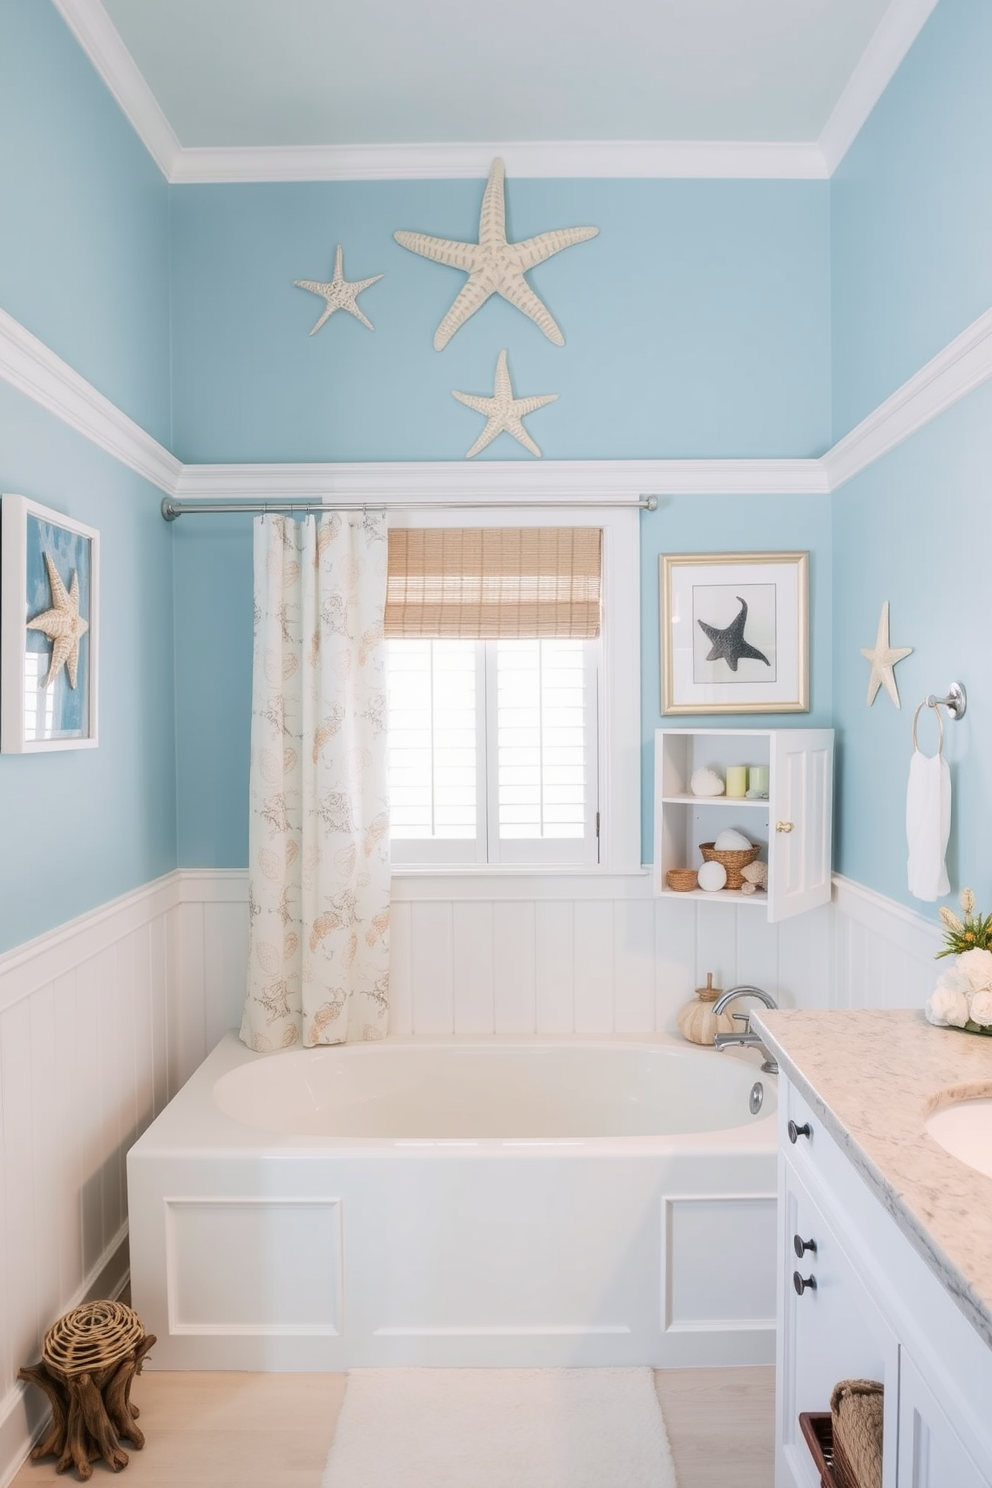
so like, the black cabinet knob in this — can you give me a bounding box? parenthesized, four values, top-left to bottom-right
(793, 1271, 817, 1295)
(794, 1234, 817, 1258)
(788, 1119, 812, 1144)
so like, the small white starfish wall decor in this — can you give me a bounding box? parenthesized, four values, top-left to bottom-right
(395, 157, 599, 350)
(452, 350, 557, 458)
(26, 552, 89, 688)
(861, 600, 913, 708)
(294, 245, 384, 334)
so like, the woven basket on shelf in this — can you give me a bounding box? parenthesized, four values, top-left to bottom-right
(698, 841, 761, 890)
(666, 868, 698, 892)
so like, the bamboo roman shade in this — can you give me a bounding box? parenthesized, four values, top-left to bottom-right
(385, 528, 602, 639)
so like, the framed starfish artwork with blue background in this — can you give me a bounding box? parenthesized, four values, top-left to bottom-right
(661, 551, 808, 715)
(1, 494, 99, 752)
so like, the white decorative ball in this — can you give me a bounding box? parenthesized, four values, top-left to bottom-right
(690, 768, 725, 798)
(713, 828, 753, 851)
(697, 860, 728, 892)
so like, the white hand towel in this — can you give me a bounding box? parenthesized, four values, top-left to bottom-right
(906, 747, 951, 900)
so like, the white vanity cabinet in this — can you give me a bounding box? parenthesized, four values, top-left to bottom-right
(776, 1079, 992, 1488)
(653, 728, 833, 921)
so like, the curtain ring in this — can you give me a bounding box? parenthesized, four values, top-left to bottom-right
(912, 698, 945, 755)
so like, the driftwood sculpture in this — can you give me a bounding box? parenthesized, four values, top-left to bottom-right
(19, 1300, 155, 1479)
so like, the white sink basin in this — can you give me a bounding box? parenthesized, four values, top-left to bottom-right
(925, 1096, 992, 1179)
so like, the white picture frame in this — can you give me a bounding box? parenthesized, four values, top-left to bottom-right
(1, 494, 99, 752)
(661, 550, 809, 715)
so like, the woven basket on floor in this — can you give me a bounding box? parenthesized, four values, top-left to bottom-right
(698, 842, 761, 890)
(42, 1301, 145, 1382)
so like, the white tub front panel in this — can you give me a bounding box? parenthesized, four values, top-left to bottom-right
(165, 1198, 342, 1335)
(130, 1148, 776, 1368)
(663, 1194, 777, 1337)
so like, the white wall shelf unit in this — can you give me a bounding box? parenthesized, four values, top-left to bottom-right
(653, 728, 834, 923)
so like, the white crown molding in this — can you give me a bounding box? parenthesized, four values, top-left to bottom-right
(823, 304, 992, 491)
(818, 0, 940, 174)
(174, 458, 828, 503)
(0, 307, 181, 494)
(49, 0, 181, 178)
(170, 139, 830, 185)
(5, 290, 992, 506)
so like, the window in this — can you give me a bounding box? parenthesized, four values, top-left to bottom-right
(385, 509, 640, 873)
(387, 635, 598, 865)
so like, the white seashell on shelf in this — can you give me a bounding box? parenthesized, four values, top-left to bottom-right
(690, 767, 725, 797)
(697, 860, 728, 891)
(713, 828, 753, 852)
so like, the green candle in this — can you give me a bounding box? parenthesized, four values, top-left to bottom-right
(749, 765, 769, 797)
(726, 765, 747, 797)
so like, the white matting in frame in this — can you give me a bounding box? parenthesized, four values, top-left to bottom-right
(661, 551, 808, 715)
(1, 493, 99, 752)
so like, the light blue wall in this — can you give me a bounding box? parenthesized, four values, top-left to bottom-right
(831, 0, 992, 441)
(8, 0, 990, 918)
(829, 0, 992, 913)
(171, 493, 833, 869)
(0, 386, 176, 952)
(173, 515, 253, 867)
(831, 381, 992, 908)
(0, 1, 176, 953)
(169, 179, 831, 463)
(0, 0, 172, 444)
(168, 175, 832, 864)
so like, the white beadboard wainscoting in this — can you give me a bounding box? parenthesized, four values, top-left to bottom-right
(0, 876, 176, 1488)
(0, 866, 941, 1487)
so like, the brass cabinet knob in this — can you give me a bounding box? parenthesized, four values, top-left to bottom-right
(775, 821, 794, 833)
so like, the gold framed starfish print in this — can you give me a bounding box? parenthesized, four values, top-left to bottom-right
(661, 552, 809, 715)
(1, 494, 99, 752)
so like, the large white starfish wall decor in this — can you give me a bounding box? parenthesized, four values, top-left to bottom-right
(395, 158, 598, 350)
(26, 552, 89, 688)
(861, 600, 913, 707)
(452, 350, 557, 458)
(294, 245, 384, 334)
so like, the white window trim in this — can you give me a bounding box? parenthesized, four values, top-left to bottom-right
(386, 504, 641, 876)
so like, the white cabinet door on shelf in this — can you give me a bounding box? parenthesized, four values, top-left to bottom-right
(777, 1160, 898, 1488)
(766, 729, 833, 921)
(897, 1350, 989, 1488)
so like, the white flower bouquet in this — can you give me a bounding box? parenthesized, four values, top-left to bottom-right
(925, 889, 992, 1034)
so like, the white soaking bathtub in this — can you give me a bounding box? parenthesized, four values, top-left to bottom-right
(127, 1032, 777, 1371)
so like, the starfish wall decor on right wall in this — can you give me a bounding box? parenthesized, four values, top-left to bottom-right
(861, 600, 913, 708)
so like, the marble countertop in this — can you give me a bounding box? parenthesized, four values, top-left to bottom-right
(751, 1007, 992, 1351)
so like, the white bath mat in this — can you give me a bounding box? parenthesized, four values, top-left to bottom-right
(322, 1367, 677, 1488)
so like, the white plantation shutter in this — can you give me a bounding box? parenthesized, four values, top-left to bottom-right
(387, 639, 481, 850)
(494, 639, 588, 840)
(386, 528, 601, 866)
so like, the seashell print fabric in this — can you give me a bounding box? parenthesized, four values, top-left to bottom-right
(241, 513, 390, 1050)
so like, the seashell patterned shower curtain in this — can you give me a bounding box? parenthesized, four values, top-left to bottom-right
(241, 512, 390, 1050)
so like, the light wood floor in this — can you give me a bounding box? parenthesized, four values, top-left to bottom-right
(12, 1365, 774, 1488)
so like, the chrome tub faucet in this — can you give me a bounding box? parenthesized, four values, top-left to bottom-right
(712, 985, 779, 1074)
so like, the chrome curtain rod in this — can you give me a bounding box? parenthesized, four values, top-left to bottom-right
(161, 495, 658, 521)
